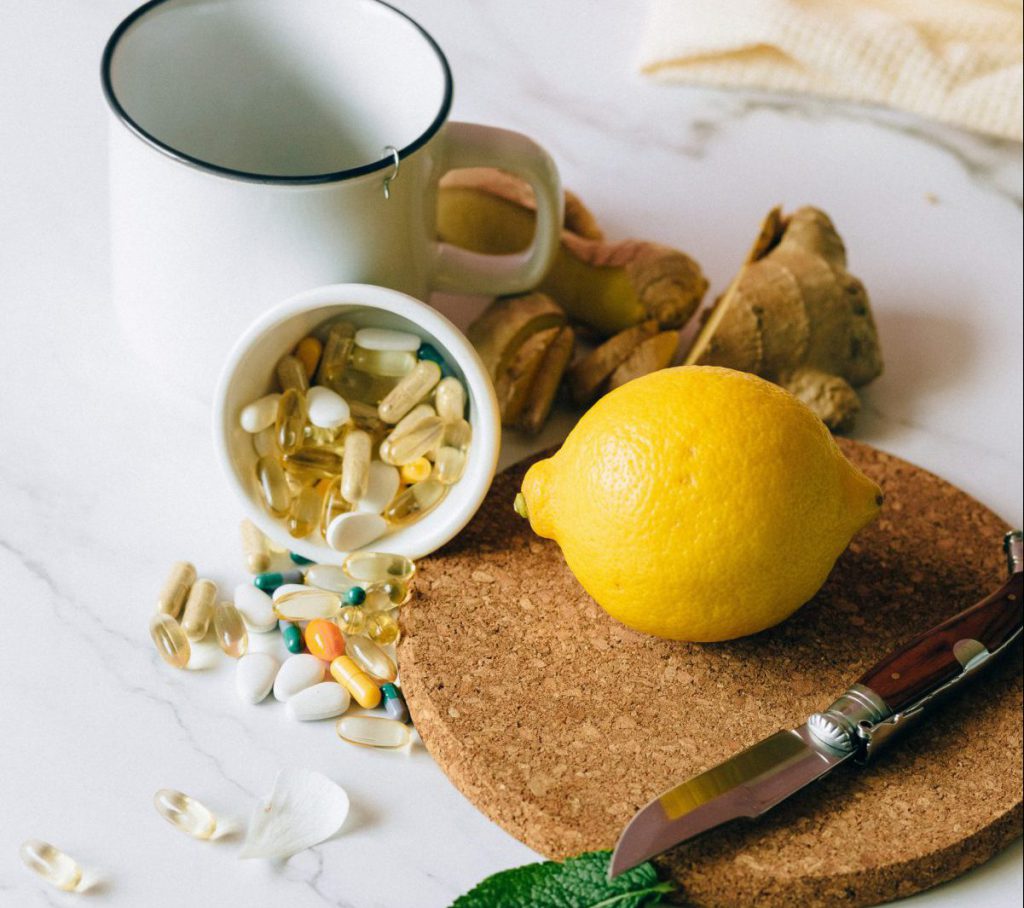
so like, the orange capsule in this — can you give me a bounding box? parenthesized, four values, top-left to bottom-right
(304, 619, 346, 661)
(294, 336, 323, 379)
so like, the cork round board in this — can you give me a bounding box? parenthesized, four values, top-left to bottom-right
(397, 439, 1023, 907)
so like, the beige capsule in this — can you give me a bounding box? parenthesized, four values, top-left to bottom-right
(341, 429, 372, 503)
(276, 353, 309, 392)
(378, 360, 441, 423)
(157, 560, 196, 617)
(434, 376, 467, 423)
(379, 417, 444, 466)
(181, 579, 218, 641)
(239, 519, 272, 574)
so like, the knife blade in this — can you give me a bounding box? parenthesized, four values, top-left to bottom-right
(609, 530, 1023, 879)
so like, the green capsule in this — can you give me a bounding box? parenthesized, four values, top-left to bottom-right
(280, 620, 304, 653)
(254, 569, 304, 592)
(417, 342, 454, 377)
(289, 551, 315, 565)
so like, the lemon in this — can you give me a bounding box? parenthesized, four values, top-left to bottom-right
(519, 366, 881, 641)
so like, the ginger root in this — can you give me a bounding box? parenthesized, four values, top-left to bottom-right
(685, 206, 882, 431)
(438, 168, 707, 337)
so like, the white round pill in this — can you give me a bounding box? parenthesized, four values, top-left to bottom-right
(307, 386, 350, 429)
(236, 653, 279, 704)
(286, 682, 351, 721)
(325, 512, 387, 552)
(239, 394, 280, 433)
(273, 654, 326, 701)
(356, 461, 400, 514)
(354, 327, 421, 352)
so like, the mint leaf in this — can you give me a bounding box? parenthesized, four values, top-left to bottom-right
(450, 849, 674, 908)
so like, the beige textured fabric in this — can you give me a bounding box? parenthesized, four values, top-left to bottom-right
(640, 0, 1023, 141)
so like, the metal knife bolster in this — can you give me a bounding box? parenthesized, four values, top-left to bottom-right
(809, 530, 1024, 763)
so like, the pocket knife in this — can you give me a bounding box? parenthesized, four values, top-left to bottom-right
(610, 530, 1023, 878)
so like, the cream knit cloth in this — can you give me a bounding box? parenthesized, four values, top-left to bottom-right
(639, 0, 1023, 142)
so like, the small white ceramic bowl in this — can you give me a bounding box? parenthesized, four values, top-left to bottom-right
(214, 283, 500, 563)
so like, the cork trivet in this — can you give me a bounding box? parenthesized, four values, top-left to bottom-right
(399, 440, 1022, 907)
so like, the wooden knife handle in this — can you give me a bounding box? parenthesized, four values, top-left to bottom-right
(857, 570, 1022, 713)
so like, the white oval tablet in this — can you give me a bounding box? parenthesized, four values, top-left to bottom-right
(307, 386, 350, 429)
(273, 654, 326, 701)
(239, 394, 280, 433)
(326, 512, 387, 552)
(236, 653, 279, 704)
(286, 682, 351, 721)
(234, 583, 278, 633)
(354, 327, 421, 352)
(356, 462, 400, 514)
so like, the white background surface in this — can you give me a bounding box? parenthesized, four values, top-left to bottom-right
(0, 2, 1021, 907)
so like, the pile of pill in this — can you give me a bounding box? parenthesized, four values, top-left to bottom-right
(147, 524, 412, 751)
(239, 321, 471, 551)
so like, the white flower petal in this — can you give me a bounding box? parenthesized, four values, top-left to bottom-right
(239, 769, 349, 859)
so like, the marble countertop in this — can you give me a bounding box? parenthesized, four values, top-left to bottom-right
(0, 2, 1020, 906)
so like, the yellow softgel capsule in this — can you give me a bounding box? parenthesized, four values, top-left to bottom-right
(212, 601, 248, 658)
(387, 402, 435, 441)
(252, 425, 278, 458)
(19, 839, 82, 891)
(329, 655, 381, 708)
(365, 611, 401, 645)
(282, 447, 343, 480)
(288, 483, 323, 539)
(181, 579, 218, 641)
(149, 613, 191, 669)
(432, 446, 467, 485)
(400, 457, 432, 483)
(442, 418, 472, 451)
(293, 336, 323, 379)
(346, 635, 398, 682)
(336, 605, 366, 635)
(153, 789, 218, 839)
(256, 455, 291, 516)
(434, 376, 467, 423)
(275, 388, 308, 455)
(318, 477, 352, 539)
(336, 715, 410, 750)
(157, 560, 196, 617)
(276, 353, 309, 392)
(344, 551, 416, 584)
(384, 479, 446, 526)
(239, 519, 272, 574)
(378, 360, 441, 423)
(316, 322, 355, 387)
(351, 346, 416, 377)
(273, 588, 341, 621)
(379, 417, 444, 466)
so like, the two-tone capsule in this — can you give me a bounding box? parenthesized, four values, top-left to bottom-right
(329, 655, 381, 708)
(254, 569, 304, 593)
(381, 683, 410, 723)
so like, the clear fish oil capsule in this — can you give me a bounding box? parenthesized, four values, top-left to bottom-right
(341, 429, 371, 503)
(19, 839, 82, 891)
(336, 715, 410, 749)
(304, 562, 358, 594)
(158, 560, 196, 617)
(442, 417, 472, 451)
(150, 613, 191, 668)
(388, 402, 436, 441)
(273, 587, 341, 621)
(329, 655, 381, 708)
(276, 388, 308, 455)
(346, 635, 398, 682)
(432, 446, 467, 485)
(252, 425, 279, 457)
(213, 601, 249, 658)
(378, 359, 441, 423)
(154, 789, 218, 839)
(384, 479, 446, 526)
(256, 456, 291, 516)
(276, 353, 309, 392)
(336, 605, 366, 635)
(319, 476, 352, 536)
(434, 376, 467, 422)
(344, 551, 416, 584)
(240, 519, 272, 573)
(283, 446, 344, 480)
(379, 416, 444, 466)
(366, 611, 400, 645)
(316, 321, 355, 387)
(181, 578, 218, 641)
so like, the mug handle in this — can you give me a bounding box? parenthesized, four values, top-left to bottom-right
(431, 121, 562, 296)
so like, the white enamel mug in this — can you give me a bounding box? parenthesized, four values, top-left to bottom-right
(102, 0, 562, 399)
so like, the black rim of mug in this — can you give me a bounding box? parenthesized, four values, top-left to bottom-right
(100, 0, 455, 185)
